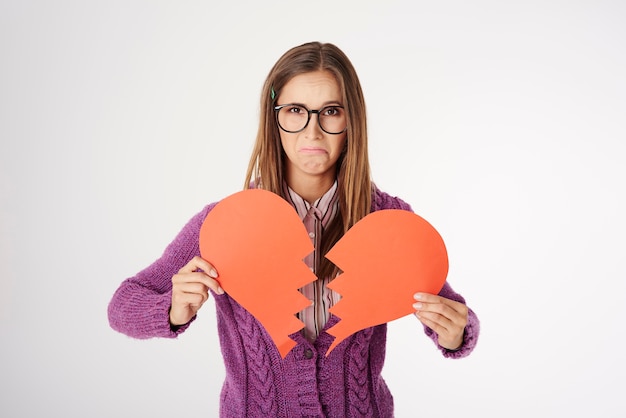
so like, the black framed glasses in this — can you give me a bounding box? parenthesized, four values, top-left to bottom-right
(274, 103, 347, 135)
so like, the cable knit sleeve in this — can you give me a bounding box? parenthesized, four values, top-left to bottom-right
(371, 185, 480, 358)
(107, 203, 216, 339)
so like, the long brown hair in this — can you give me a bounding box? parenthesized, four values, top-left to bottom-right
(244, 41, 372, 280)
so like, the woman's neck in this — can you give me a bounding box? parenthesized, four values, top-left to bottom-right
(286, 174, 335, 204)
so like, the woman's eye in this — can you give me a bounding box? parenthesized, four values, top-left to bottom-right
(288, 106, 304, 114)
(323, 107, 340, 116)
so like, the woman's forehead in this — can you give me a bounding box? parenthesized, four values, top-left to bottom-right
(279, 71, 342, 105)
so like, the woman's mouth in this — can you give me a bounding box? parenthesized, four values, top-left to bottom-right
(300, 147, 327, 154)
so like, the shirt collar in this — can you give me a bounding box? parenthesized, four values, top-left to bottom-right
(284, 180, 339, 222)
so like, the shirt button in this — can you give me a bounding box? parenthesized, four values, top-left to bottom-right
(304, 349, 314, 359)
(309, 232, 315, 238)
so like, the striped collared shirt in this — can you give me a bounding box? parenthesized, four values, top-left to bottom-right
(284, 181, 341, 342)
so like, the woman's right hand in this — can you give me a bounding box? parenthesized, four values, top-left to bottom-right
(169, 256, 224, 326)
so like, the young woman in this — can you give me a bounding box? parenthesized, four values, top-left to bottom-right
(108, 41, 479, 417)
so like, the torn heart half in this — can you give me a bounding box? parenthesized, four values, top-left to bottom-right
(198, 189, 317, 358)
(324, 209, 448, 355)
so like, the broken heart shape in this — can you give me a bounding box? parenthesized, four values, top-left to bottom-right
(199, 189, 448, 358)
(325, 209, 448, 354)
(198, 189, 316, 357)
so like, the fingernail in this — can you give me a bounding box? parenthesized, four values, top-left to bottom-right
(217, 287, 224, 295)
(414, 293, 422, 300)
(209, 268, 218, 278)
(413, 302, 422, 310)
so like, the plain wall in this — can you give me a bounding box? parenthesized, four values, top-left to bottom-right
(1, 1, 625, 417)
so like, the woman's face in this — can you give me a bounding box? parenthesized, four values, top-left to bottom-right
(277, 70, 347, 189)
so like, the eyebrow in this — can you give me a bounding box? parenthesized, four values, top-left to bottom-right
(281, 101, 344, 108)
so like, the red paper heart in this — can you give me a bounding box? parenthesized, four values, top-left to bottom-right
(199, 190, 448, 358)
(198, 189, 317, 358)
(325, 209, 448, 354)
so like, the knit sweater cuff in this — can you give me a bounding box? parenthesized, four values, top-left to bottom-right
(108, 287, 193, 339)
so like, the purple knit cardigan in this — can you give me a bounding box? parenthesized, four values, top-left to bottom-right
(108, 187, 480, 417)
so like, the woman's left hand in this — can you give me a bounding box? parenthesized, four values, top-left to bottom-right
(413, 293, 468, 350)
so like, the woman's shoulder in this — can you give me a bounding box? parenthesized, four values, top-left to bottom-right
(176, 201, 221, 235)
(371, 184, 413, 212)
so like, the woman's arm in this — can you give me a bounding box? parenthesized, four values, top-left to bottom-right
(107, 204, 216, 339)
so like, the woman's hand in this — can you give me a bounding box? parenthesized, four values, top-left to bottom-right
(413, 293, 468, 350)
(169, 256, 224, 326)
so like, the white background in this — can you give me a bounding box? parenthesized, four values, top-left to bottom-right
(1, 1, 625, 417)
